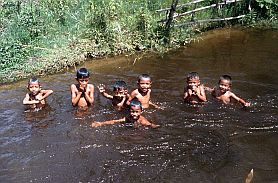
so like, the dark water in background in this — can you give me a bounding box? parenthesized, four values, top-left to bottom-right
(0, 28, 277, 183)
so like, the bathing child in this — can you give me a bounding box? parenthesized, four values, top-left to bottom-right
(71, 68, 94, 107)
(91, 99, 160, 128)
(23, 77, 53, 109)
(183, 72, 207, 104)
(127, 74, 160, 109)
(208, 75, 250, 107)
(98, 80, 130, 110)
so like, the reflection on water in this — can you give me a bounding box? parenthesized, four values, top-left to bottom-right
(0, 28, 277, 182)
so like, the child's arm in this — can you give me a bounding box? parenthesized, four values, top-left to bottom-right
(98, 84, 113, 100)
(126, 90, 137, 105)
(204, 86, 214, 93)
(23, 93, 39, 105)
(139, 116, 160, 128)
(116, 94, 130, 107)
(195, 85, 207, 102)
(183, 87, 189, 100)
(71, 84, 82, 106)
(84, 84, 94, 105)
(91, 118, 125, 128)
(36, 89, 53, 101)
(149, 101, 162, 109)
(230, 92, 251, 107)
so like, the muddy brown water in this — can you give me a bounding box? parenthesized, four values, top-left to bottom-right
(0, 28, 277, 183)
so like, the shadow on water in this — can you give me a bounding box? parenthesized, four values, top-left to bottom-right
(0, 28, 277, 182)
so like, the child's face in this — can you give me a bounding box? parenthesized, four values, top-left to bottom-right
(77, 77, 89, 88)
(129, 106, 142, 120)
(28, 83, 41, 95)
(218, 79, 231, 92)
(187, 78, 200, 90)
(138, 79, 152, 93)
(114, 87, 126, 96)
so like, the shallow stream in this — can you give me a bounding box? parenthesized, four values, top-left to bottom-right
(0, 28, 277, 182)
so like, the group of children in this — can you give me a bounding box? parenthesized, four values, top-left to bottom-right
(23, 68, 250, 129)
(183, 71, 250, 107)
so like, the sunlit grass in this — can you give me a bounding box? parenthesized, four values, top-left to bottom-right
(0, 0, 277, 83)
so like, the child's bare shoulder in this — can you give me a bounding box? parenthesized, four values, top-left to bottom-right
(87, 83, 94, 89)
(226, 90, 235, 96)
(131, 89, 140, 95)
(71, 83, 77, 88)
(138, 115, 149, 124)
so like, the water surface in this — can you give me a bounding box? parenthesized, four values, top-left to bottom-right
(0, 28, 277, 183)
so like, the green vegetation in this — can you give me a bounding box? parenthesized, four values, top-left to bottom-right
(0, 0, 277, 83)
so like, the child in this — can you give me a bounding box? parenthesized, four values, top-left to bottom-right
(183, 72, 207, 104)
(91, 99, 160, 128)
(127, 74, 159, 109)
(208, 75, 251, 107)
(23, 77, 53, 109)
(98, 80, 130, 110)
(71, 68, 94, 107)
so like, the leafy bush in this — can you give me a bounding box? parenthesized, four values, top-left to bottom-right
(0, 0, 276, 83)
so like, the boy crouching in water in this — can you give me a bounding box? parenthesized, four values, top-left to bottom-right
(71, 68, 94, 108)
(91, 99, 160, 128)
(23, 77, 53, 109)
(183, 72, 207, 104)
(127, 74, 160, 109)
(98, 80, 130, 111)
(207, 75, 250, 107)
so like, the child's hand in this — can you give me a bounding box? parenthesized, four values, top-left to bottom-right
(151, 124, 161, 128)
(191, 86, 198, 95)
(244, 102, 251, 107)
(97, 84, 106, 93)
(91, 122, 102, 128)
(188, 89, 193, 96)
(78, 85, 86, 92)
(125, 92, 130, 99)
(124, 89, 129, 95)
(35, 95, 43, 101)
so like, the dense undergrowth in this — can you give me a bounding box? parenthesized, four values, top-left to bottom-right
(0, 0, 277, 83)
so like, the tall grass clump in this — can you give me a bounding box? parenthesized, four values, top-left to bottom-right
(0, 0, 174, 83)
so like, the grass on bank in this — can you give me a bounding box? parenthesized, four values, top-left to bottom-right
(0, 0, 277, 83)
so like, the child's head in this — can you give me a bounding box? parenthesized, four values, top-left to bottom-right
(129, 99, 143, 120)
(113, 80, 127, 96)
(218, 75, 232, 92)
(27, 77, 41, 95)
(76, 68, 90, 86)
(137, 74, 152, 93)
(186, 72, 200, 89)
(76, 68, 90, 79)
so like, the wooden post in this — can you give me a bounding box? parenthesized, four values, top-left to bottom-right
(212, 0, 219, 19)
(248, 0, 252, 11)
(191, 3, 197, 22)
(165, 0, 179, 31)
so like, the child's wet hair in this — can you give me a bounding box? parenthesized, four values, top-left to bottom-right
(130, 98, 142, 110)
(219, 75, 232, 85)
(28, 77, 39, 86)
(76, 68, 90, 79)
(113, 80, 127, 91)
(138, 74, 151, 82)
(186, 72, 200, 81)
